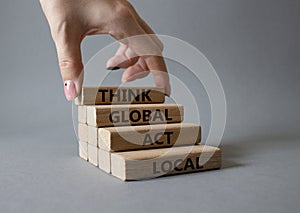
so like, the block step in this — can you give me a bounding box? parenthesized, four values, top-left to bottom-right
(75, 87, 165, 105)
(78, 143, 221, 181)
(85, 104, 184, 127)
(88, 123, 201, 152)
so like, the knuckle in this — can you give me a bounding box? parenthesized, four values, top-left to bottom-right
(58, 59, 82, 71)
(114, 3, 135, 20)
(108, 3, 136, 39)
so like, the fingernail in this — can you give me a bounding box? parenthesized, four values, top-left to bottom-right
(122, 76, 132, 83)
(107, 67, 120, 71)
(64, 80, 76, 101)
(161, 85, 171, 97)
(165, 86, 171, 97)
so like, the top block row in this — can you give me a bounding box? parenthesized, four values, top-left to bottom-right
(75, 87, 165, 105)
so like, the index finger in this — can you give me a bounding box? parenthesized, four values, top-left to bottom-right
(143, 55, 171, 96)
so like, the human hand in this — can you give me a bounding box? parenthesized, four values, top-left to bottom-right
(39, 0, 171, 101)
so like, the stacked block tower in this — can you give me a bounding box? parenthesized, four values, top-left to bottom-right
(76, 87, 221, 181)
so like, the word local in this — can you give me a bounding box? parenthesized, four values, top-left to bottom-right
(98, 89, 153, 102)
(153, 157, 204, 174)
(109, 109, 173, 123)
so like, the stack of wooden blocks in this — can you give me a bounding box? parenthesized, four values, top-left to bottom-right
(76, 87, 221, 181)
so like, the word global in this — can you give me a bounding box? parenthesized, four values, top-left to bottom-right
(109, 109, 173, 123)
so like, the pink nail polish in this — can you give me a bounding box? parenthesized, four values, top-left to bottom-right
(64, 80, 76, 101)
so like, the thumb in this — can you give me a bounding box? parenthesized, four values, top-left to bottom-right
(54, 34, 83, 101)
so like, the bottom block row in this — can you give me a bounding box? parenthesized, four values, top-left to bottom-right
(79, 141, 222, 181)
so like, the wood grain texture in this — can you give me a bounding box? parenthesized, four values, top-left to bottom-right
(98, 123, 201, 152)
(78, 141, 88, 161)
(78, 123, 88, 142)
(78, 106, 87, 124)
(98, 149, 111, 173)
(88, 144, 98, 166)
(87, 104, 183, 127)
(75, 87, 165, 105)
(88, 125, 98, 146)
(111, 145, 221, 181)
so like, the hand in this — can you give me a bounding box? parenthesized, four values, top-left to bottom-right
(39, 0, 171, 101)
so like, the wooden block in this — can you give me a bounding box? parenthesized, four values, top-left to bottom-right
(78, 106, 87, 124)
(98, 123, 201, 152)
(88, 144, 98, 166)
(78, 141, 88, 161)
(98, 149, 111, 173)
(75, 87, 165, 105)
(88, 125, 98, 146)
(87, 104, 183, 127)
(78, 123, 88, 142)
(111, 145, 221, 181)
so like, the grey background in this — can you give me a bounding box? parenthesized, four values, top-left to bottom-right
(0, 0, 299, 212)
